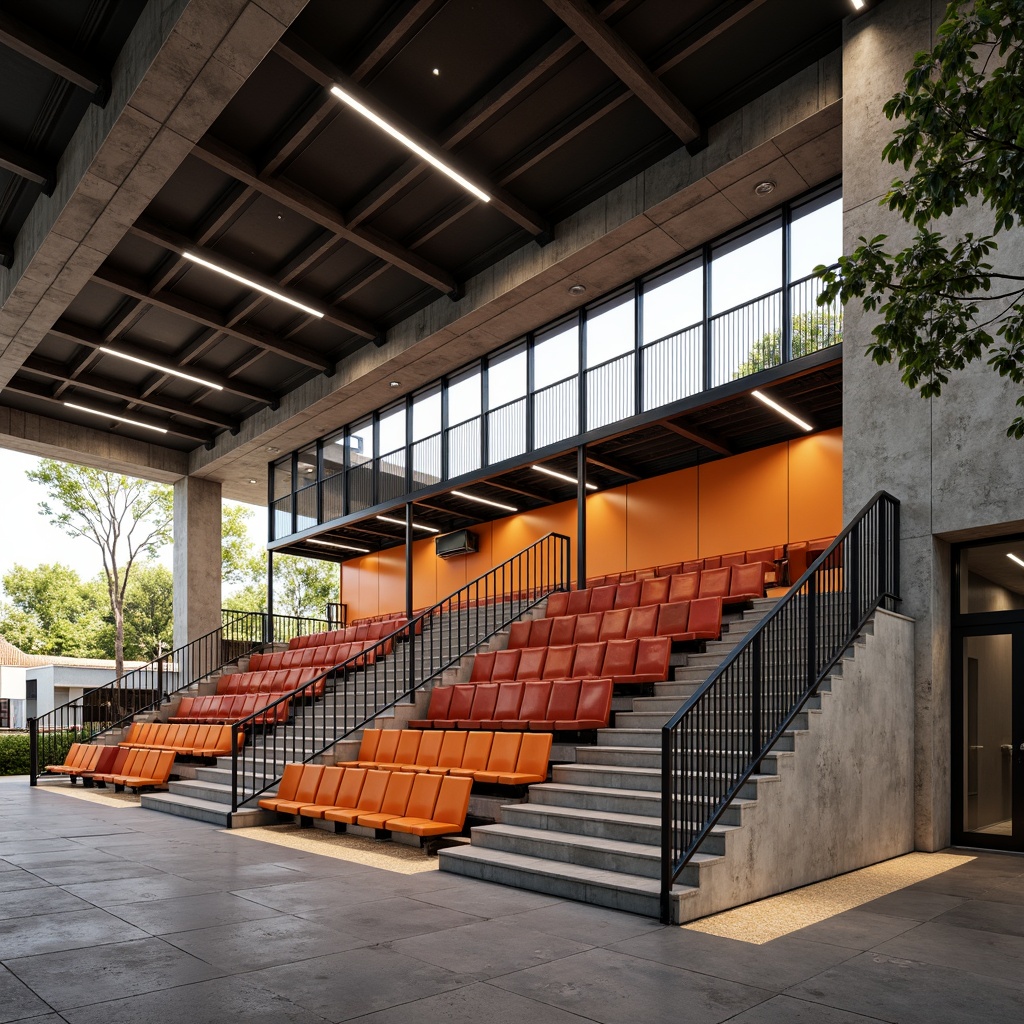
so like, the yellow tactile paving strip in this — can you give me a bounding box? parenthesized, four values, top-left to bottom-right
(225, 823, 439, 875)
(684, 852, 976, 944)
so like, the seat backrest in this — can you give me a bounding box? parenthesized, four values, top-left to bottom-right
(613, 581, 642, 609)
(391, 730, 422, 765)
(745, 547, 775, 566)
(354, 624, 369, 640)
(491, 649, 521, 683)
(514, 732, 552, 778)
(180, 724, 200, 748)
(465, 684, 499, 722)
(308, 766, 344, 807)
(565, 588, 592, 615)
(656, 600, 689, 636)
(598, 607, 630, 641)
(507, 621, 532, 650)
(544, 679, 581, 720)
(412, 729, 444, 767)
(374, 730, 402, 762)
(92, 745, 121, 774)
(107, 746, 132, 775)
(132, 750, 161, 779)
(570, 642, 606, 678)
(576, 678, 613, 724)
(491, 682, 524, 719)
(669, 572, 699, 603)
(545, 591, 570, 618)
(625, 604, 659, 639)
(82, 745, 104, 770)
(588, 584, 617, 613)
(469, 651, 496, 682)
(366, 622, 386, 641)
(378, 771, 416, 815)
(335, 766, 366, 806)
(151, 751, 176, 782)
(527, 618, 553, 647)
(484, 732, 522, 772)
(731, 561, 765, 596)
(703, 555, 722, 570)
(601, 638, 638, 677)
(355, 769, 391, 811)
(655, 562, 682, 577)
(436, 729, 469, 768)
(618, 570, 636, 583)
(572, 611, 603, 644)
(423, 688, 452, 723)
(446, 684, 476, 720)
(515, 648, 546, 681)
(517, 680, 552, 720)
(459, 731, 494, 770)
(636, 636, 672, 679)
(403, 771, 442, 819)
(540, 645, 573, 680)
(639, 576, 670, 606)
(687, 596, 723, 636)
(292, 764, 326, 803)
(698, 566, 731, 599)
(682, 559, 701, 574)
(432, 775, 473, 828)
(721, 551, 746, 567)
(548, 615, 576, 646)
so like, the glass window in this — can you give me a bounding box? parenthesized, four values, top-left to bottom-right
(322, 432, 346, 477)
(534, 320, 578, 391)
(711, 218, 782, 316)
(642, 259, 702, 345)
(447, 366, 481, 426)
(378, 403, 405, 456)
(959, 541, 1024, 614)
(487, 344, 527, 409)
(790, 188, 842, 280)
(272, 458, 292, 499)
(586, 291, 635, 367)
(296, 444, 317, 484)
(412, 387, 441, 440)
(348, 419, 373, 467)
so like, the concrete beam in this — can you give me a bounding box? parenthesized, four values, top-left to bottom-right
(173, 475, 223, 650)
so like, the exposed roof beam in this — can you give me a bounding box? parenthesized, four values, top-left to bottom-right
(0, 11, 109, 102)
(47, 317, 277, 406)
(661, 419, 732, 456)
(0, 239, 12, 268)
(274, 34, 551, 240)
(414, 499, 485, 524)
(130, 217, 380, 340)
(19, 355, 240, 431)
(540, 0, 700, 143)
(4, 379, 214, 444)
(91, 266, 334, 374)
(586, 453, 640, 480)
(0, 138, 55, 194)
(348, 0, 446, 83)
(192, 136, 459, 296)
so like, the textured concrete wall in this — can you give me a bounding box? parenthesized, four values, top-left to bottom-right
(680, 609, 916, 921)
(172, 475, 222, 651)
(842, 0, 1024, 850)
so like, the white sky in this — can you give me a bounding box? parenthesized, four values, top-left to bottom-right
(0, 448, 266, 588)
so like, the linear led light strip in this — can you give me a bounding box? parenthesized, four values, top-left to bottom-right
(751, 389, 813, 432)
(329, 85, 491, 204)
(1008, 553, 1024, 569)
(377, 514, 440, 534)
(309, 539, 370, 553)
(451, 489, 517, 513)
(98, 347, 223, 390)
(182, 252, 324, 318)
(64, 402, 167, 434)
(532, 464, 598, 491)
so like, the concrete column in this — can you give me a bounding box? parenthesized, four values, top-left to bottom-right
(173, 476, 222, 652)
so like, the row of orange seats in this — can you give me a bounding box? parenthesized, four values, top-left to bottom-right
(259, 763, 472, 838)
(411, 677, 613, 731)
(171, 693, 289, 726)
(512, 598, 722, 651)
(289, 619, 409, 650)
(46, 744, 177, 791)
(121, 722, 237, 757)
(340, 728, 551, 785)
(217, 667, 328, 699)
(248, 641, 376, 673)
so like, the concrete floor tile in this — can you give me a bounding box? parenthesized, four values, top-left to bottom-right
(411, 879, 564, 918)
(61, 873, 221, 906)
(856, 888, 968, 921)
(785, 950, 1024, 1023)
(0, 886, 94, 920)
(162, 914, 368, 972)
(490, 946, 772, 1024)
(508, 900, 667, 945)
(0, 965, 53, 1024)
(787, 908, 920, 950)
(7, 859, 162, 887)
(932, 898, 1024, 937)
(872, 920, 1024, 983)
(0, 907, 149, 958)
(726, 993, 889, 1023)
(231, 878, 388, 914)
(0, 838, 81, 856)
(104, 891, 283, 935)
(0, 869, 51, 894)
(58, 975, 331, 1024)
(244, 945, 466, 1022)
(388, 916, 594, 981)
(300, 895, 483, 942)
(4, 937, 224, 1011)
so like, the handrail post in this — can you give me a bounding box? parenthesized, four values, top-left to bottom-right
(231, 725, 239, 813)
(849, 523, 861, 633)
(660, 725, 673, 924)
(29, 718, 37, 786)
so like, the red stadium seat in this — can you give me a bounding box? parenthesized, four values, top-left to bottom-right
(433, 684, 475, 728)
(598, 607, 630, 641)
(573, 612, 603, 644)
(614, 581, 642, 608)
(504, 681, 552, 730)
(601, 638, 638, 681)
(459, 684, 499, 728)
(527, 618, 554, 647)
(541, 645, 575, 680)
(656, 601, 690, 641)
(680, 597, 722, 641)
(589, 584, 617, 613)
(409, 689, 452, 729)
(639, 576, 670, 606)
(625, 604, 659, 639)
(480, 682, 525, 728)
(570, 642, 607, 679)
(469, 652, 496, 682)
(516, 647, 547, 681)
(565, 589, 592, 615)
(507, 621, 532, 650)
(532, 680, 581, 731)
(698, 566, 731, 599)
(548, 615, 577, 646)
(545, 592, 570, 617)
(560, 677, 613, 729)
(491, 649, 522, 682)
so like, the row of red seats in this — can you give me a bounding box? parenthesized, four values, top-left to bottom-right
(248, 641, 376, 673)
(411, 677, 613, 731)
(512, 598, 722, 650)
(121, 722, 238, 757)
(171, 693, 289, 725)
(341, 729, 551, 785)
(289, 618, 410, 650)
(586, 546, 781, 587)
(260, 763, 471, 838)
(217, 668, 327, 698)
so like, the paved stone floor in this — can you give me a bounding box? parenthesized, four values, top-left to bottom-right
(2, 776, 1023, 1024)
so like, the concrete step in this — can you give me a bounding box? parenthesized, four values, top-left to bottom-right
(551, 763, 660, 792)
(140, 791, 277, 828)
(574, 745, 660, 768)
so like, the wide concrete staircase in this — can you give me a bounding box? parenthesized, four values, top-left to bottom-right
(141, 600, 530, 826)
(439, 596, 817, 920)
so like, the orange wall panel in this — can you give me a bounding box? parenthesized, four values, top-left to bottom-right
(626, 468, 698, 570)
(586, 487, 627, 578)
(788, 427, 843, 541)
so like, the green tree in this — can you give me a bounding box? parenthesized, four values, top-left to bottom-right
(733, 309, 843, 379)
(818, 0, 1024, 436)
(28, 460, 173, 679)
(119, 563, 175, 662)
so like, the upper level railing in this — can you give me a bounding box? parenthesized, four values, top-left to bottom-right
(230, 532, 571, 811)
(27, 609, 329, 785)
(659, 491, 900, 923)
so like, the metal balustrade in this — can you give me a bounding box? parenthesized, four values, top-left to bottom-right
(230, 532, 571, 811)
(659, 491, 899, 922)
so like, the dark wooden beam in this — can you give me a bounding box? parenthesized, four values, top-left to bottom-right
(0, 138, 54, 193)
(0, 238, 12, 268)
(540, 0, 700, 143)
(661, 419, 732, 456)
(586, 452, 641, 480)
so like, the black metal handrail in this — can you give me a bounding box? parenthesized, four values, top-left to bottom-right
(27, 610, 329, 785)
(659, 491, 900, 922)
(230, 532, 571, 811)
